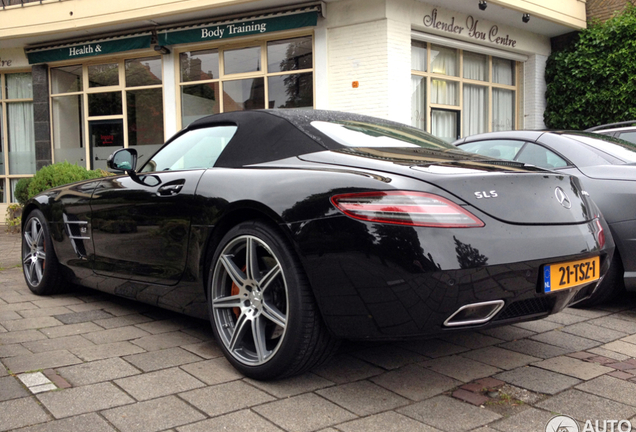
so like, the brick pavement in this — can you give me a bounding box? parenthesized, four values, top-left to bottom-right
(1, 229, 636, 431)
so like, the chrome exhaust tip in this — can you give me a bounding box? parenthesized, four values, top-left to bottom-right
(443, 300, 505, 327)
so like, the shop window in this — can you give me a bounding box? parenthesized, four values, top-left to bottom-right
(179, 35, 314, 127)
(52, 95, 85, 166)
(88, 63, 119, 87)
(6, 73, 35, 175)
(125, 57, 162, 87)
(51, 65, 82, 93)
(411, 41, 519, 140)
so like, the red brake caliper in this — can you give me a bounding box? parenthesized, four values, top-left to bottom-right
(230, 265, 246, 318)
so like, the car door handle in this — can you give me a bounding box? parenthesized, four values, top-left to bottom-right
(157, 182, 184, 196)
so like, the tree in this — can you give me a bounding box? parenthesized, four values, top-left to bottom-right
(544, 5, 636, 129)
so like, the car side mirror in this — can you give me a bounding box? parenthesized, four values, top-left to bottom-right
(107, 148, 138, 173)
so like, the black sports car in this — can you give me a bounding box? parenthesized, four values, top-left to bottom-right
(22, 110, 612, 380)
(454, 130, 635, 306)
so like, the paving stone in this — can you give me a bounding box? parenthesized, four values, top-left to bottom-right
(608, 361, 636, 371)
(608, 370, 636, 380)
(494, 366, 581, 395)
(623, 334, 636, 345)
(513, 319, 562, 333)
(31, 297, 85, 309)
(135, 319, 192, 335)
(586, 347, 631, 361)
(451, 389, 489, 406)
(544, 312, 590, 325)
(489, 407, 555, 432)
(561, 322, 628, 343)
(180, 380, 275, 416)
(440, 333, 504, 350)
(180, 341, 225, 360)
(3, 350, 83, 374)
(530, 330, 600, 351)
(576, 375, 636, 406)
(22, 335, 95, 353)
(337, 411, 442, 432)
(0, 329, 47, 345)
(351, 344, 429, 370)
(561, 307, 611, 319)
(0, 376, 30, 402)
(461, 346, 540, 370)
(92, 313, 154, 329)
(10, 413, 116, 432)
(0, 310, 23, 321)
(500, 338, 572, 359)
(370, 364, 461, 401)
(398, 395, 501, 431)
(71, 341, 146, 361)
(253, 393, 357, 432)
(114, 367, 205, 401)
(0, 343, 32, 358)
(313, 354, 384, 384)
(180, 357, 244, 385)
(0, 397, 51, 431)
(123, 347, 203, 372)
(40, 322, 104, 338)
(53, 310, 114, 324)
(57, 357, 141, 386)
(399, 338, 469, 358)
(245, 372, 334, 398)
(589, 316, 636, 334)
(0, 302, 40, 313)
(478, 325, 536, 341)
(131, 331, 202, 351)
(537, 389, 636, 422)
(601, 340, 636, 357)
(18, 307, 74, 319)
(532, 355, 614, 380)
(177, 409, 284, 432)
(420, 355, 502, 383)
(36, 382, 134, 418)
(317, 380, 409, 415)
(82, 326, 150, 344)
(180, 325, 215, 342)
(103, 395, 206, 432)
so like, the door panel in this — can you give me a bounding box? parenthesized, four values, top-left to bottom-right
(90, 170, 205, 285)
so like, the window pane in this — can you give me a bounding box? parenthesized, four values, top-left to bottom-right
(127, 88, 165, 168)
(0, 179, 4, 203)
(459, 139, 523, 160)
(224, 46, 261, 75)
(10, 178, 21, 203)
(267, 73, 312, 108)
(8, 102, 35, 174)
(430, 45, 458, 77)
(411, 75, 426, 129)
(51, 65, 82, 94)
(180, 49, 219, 82)
(267, 37, 312, 73)
(89, 119, 124, 170)
(125, 57, 162, 87)
(88, 92, 122, 116)
(143, 126, 237, 172)
(463, 84, 488, 136)
(463, 52, 487, 81)
(88, 63, 119, 87)
(431, 109, 458, 143)
(431, 79, 458, 106)
(492, 88, 515, 131)
(223, 78, 264, 112)
(6, 73, 33, 99)
(493, 57, 514, 85)
(52, 95, 85, 167)
(0, 108, 3, 175)
(181, 83, 220, 127)
(411, 41, 427, 72)
(516, 143, 566, 169)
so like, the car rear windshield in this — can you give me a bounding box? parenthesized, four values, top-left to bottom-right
(565, 133, 636, 163)
(310, 120, 454, 150)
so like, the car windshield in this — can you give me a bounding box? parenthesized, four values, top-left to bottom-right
(565, 132, 636, 163)
(310, 120, 454, 149)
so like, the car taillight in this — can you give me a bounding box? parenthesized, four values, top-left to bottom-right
(594, 218, 605, 248)
(331, 191, 484, 228)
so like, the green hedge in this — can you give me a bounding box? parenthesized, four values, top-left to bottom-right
(544, 5, 636, 129)
(26, 162, 111, 202)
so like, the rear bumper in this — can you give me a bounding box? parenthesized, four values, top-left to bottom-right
(291, 215, 612, 340)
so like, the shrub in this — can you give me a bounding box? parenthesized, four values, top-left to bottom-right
(544, 5, 636, 129)
(13, 177, 32, 206)
(26, 162, 111, 201)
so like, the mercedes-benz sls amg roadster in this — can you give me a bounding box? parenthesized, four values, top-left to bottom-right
(22, 110, 613, 380)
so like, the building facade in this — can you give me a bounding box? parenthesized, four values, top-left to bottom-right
(0, 0, 587, 216)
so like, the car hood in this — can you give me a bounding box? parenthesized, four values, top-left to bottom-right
(299, 147, 597, 225)
(578, 164, 636, 181)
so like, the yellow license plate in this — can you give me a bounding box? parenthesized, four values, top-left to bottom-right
(544, 256, 600, 293)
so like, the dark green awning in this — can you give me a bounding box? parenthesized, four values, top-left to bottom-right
(26, 33, 152, 64)
(157, 7, 319, 46)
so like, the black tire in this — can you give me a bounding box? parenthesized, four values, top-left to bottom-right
(22, 209, 65, 295)
(573, 251, 625, 308)
(207, 220, 338, 380)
